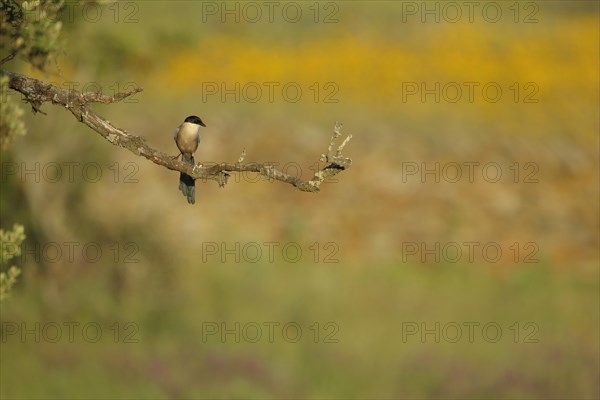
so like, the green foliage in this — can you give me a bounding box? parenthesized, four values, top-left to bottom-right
(0, 266, 21, 301)
(0, 223, 25, 301)
(0, 75, 26, 149)
(1, 0, 64, 149)
(0, 0, 63, 70)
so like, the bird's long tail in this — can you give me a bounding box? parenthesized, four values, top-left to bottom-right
(179, 154, 196, 204)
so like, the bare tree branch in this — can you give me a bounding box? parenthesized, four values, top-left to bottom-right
(1, 70, 352, 192)
(0, 52, 17, 66)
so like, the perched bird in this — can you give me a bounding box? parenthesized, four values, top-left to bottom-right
(173, 115, 206, 204)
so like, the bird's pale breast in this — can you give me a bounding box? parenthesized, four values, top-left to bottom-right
(175, 122, 201, 154)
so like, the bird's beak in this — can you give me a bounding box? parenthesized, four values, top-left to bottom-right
(200, 121, 207, 127)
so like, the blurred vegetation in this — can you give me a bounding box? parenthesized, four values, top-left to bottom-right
(0, 1, 598, 399)
(1, 0, 63, 149)
(0, 224, 25, 301)
(0, 75, 26, 149)
(0, 0, 60, 303)
(0, 0, 63, 70)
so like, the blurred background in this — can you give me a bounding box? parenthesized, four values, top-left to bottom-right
(1, 0, 598, 398)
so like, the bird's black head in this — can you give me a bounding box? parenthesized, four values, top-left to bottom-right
(185, 115, 206, 127)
